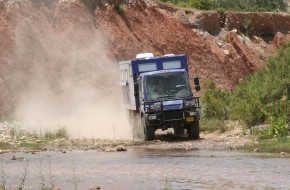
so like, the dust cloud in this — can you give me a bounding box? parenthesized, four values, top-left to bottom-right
(11, 5, 132, 139)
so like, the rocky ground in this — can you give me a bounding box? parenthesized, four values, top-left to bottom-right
(0, 121, 250, 154)
(140, 121, 249, 150)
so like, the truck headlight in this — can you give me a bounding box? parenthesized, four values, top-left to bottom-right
(185, 100, 196, 108)
(150, 104, 155, 110)
(155, 102, 161, 109)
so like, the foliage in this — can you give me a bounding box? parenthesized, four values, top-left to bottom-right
(159, 0, 214, 9)
(242, 19, 252, 36)
(158, 0, 288, 12)
(200, 119, 227, 132)
(44, 128, 68, 140)
(267, 115, 289, 141)
(189, 0, 213, 10)
(200, 42, 290, 138)
(164, 178, 173, 190)
(241, 138, 290, 153)
(230, 42, 290, 127)
(201, 80, 230, 120)
(18, 142, 45, 150)
(0, 142, 12, 149)
(212, 0, 288, 12)
(117, 4, 127, 13)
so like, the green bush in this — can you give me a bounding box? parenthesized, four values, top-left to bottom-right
(212, 0, 288, 12)
(117, 4, 127, 13)
(158, 0, 288, 12)
(230, 42, 290, 127)
(44, 128, 68, 140)
(201, 80, 230, 120)
(200, 119, 227, 132)
(268, 115, 289, 141)
(201, 42, 290, 136)
(189, 0, 213, 10)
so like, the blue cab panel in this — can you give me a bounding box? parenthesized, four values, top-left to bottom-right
(131, 54, 188, 82)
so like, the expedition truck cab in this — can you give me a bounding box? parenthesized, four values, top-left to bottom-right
(119, 53, 201, 141)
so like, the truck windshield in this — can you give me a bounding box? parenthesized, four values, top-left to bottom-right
(144, 71, 192, 101)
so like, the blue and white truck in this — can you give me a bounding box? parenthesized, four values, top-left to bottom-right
(119, 53, 201, 141)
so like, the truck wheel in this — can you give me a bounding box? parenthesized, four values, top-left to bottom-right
(188, 119, 199, 140)
(142, 116, 155, 141)
(174, 128, 184, 136)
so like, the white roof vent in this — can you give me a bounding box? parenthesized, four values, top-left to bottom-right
(136, 53, 154, 59)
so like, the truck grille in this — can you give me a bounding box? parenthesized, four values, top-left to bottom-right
(163, 104, 183, 111)
(163, 111, 184, 121)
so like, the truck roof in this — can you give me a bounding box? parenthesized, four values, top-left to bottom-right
(132, 54, 185, 61)
(132, 54, 188, 76)
(140, 69, 186, 77)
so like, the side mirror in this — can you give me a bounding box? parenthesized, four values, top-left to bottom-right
(193, 77, 201, 91)
(134, 83, 139, 96)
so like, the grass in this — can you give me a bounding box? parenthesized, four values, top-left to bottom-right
(0, 121, 140, 152)
(0, 141, 48, 151)
(44, 128, 68, 140)
(240, 138, 290, 153)
(164, 178, 173, 190)
(199, 43, 290, 153)
(18, 142, 47, 150)
(0, 142, 13, 150)
(200, 119, 228, 133)
(0, 122, 70, 150)
(158, 0, 288, 12)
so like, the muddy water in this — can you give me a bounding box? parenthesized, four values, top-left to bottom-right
(1, 149, 290, 190)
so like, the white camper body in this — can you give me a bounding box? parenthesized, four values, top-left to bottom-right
(119, 60, 136, 110)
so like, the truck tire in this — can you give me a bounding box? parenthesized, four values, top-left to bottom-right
(142, 115, 155, 141)
(188, 118, 199, 140)
(174, 128, 185, 136)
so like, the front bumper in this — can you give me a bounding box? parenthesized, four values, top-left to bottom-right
(146, 110, 198, 129)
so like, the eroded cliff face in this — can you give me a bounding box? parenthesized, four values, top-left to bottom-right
(0, 0, 289, 118)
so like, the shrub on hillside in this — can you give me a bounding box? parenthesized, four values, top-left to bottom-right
(212, 0, 288, 11)
(201, 80, 230, 120)
(201, 42, 290, 133)
(158, 0, 288, 12)
(189, 0, 213, 10)
(230, 42, 290, 127)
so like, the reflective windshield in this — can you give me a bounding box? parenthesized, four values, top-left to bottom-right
(144, 71, 192, 101)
